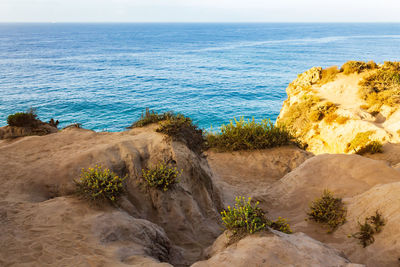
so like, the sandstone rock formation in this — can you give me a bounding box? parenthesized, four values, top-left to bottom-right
(0, 125, 223, 266)
(277, 63, 400, 155)
(255, 154, 400, 267)
(2, 61, 400, 267)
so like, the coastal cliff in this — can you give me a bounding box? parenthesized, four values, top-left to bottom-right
(1, 61, 400, 267)
(277, 62, 400, 155)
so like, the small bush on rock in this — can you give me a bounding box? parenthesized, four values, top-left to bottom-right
(142, 161, 182, 191)
(221, 196, 267, 235)
(7, 108, 39, 127)
(75, 165, 127, 203)
(308, 190, 347, 232)
(267, 217, 293, 234)
(352, 211, 385, 247)
(156, 113, 205, 154)
(221, 197, 293, 239)
(207, 117, 300, 151)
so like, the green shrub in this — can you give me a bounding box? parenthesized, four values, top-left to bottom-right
(142, 161, 182, 191)
(359, 67, 400, 108)
(307, 190, 347, 232)
(268, 217, 293, 234)
(221, 196, 267, 235)
(346, 131, 383, 155)
(207, 117, 300, 152)
(319, 66, 340, 85)
(156, 113, 205, 154)
(7, 108, 38, 127)
(340, 60, 376, 75)
(221, 196, 293, 239)
(352, 211, 385, 247)
(129, 108, 173, 128)
(75, 165, 127, 203)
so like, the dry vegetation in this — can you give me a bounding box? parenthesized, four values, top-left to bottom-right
(340, 60, 377, 75)
(346, 131, 383, 155)
(358, 61, 400, 109)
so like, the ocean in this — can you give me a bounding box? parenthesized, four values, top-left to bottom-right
(1, 23, 400, 131)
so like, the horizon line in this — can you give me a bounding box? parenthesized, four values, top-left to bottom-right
(1, 21, 400, 24)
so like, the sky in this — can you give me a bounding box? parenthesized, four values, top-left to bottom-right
(1, 0, 400, 23)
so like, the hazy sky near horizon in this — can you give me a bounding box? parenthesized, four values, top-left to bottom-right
(1, 0, 400, 23)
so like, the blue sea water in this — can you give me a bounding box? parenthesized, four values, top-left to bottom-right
(0, 23, 400, 131)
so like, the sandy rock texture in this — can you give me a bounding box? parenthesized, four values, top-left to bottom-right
(206, 147, 312, 206)
(255, 154, 400, 267)
(0, 125, 223, 266)
(192, 230, 363, 267)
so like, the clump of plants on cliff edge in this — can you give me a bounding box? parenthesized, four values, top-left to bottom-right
(156, 113, 206, 154)
(358, 62, 400, 109)
(351, 210, 386, 247)
(75, 165, 127, 203)
(129, 108, 174, 128)
(346, 131, 383, 155)
(307, 190, 347, 232)
(340, 60, 377, 75)
(129, 109, 206, 154)
(221, 196, 292, 241)
(7, 108, 39, 127)
(207, 117, 301, 152)
(142, 161, 182, 191)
